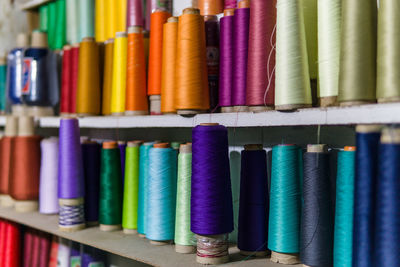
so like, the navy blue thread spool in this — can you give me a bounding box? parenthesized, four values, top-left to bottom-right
(353, 125, 382, 267)
(300, 144, 334, 267)
(374, 127, 400, 267)
(238, 144, 269, 257)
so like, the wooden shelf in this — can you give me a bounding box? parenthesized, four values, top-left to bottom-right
(0, 207, 295, 267)
(19, 0, 53, 11)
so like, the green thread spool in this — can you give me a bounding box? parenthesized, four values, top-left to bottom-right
(54, 0, 67, 50)
(175, 143, 195, 254)
(338, 0, 377, 106)
(318, 0, 341, 107)
(377, 0, 400, 103)
(78, 0, 95, 42)
(302, 0, 318, 80)
(122, 141, 142, 234)
(275, 0, 312, 111)
(333, 146, 356, 267)
(99, 141, 123, 231)
(0, 57, 6, 113)
(47, 2, 57, 49)
(269, 144, 302, 265)
(39, 5, 49, 32)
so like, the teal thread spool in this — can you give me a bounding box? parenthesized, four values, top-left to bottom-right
(0, 56, 6, 112)
(174, 143, 195, 254)
(78, 0, 95, 42)
(268, 144, 302, 264)
(99, 141, 123, 231)
(137, 141, 156, 237)
(334, 146, 356, 267)
(147, 143, 177, 245)
(66, 0, 79, 44)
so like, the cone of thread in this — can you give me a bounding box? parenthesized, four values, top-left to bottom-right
(95, 0, 106, 42)
(111, 32, 128, 115)
(102, 39, 114, 115)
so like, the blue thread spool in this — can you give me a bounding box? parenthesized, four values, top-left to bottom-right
(374, 127, 400, 267)
(146, 143, 177, 244)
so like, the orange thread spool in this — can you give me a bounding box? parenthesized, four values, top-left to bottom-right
(0, 137, 13, 197)
(198, 0, 224, 15)
(147, 10, 171, 97)
(126, 26, 148, 115)
(175, 8, 210, 114)
(102, 39, 114, 115)
(76, 37, 101, 115)
(161, 17, 179, 114)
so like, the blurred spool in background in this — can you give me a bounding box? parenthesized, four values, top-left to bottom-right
(58, 118, 85, 232)
(148, 9, 171, 115)
(78, 0, 95, 42)
(69, 44, 79, 114)
(334, 146, 356, 267)
(268, 144, 302, 264)
(246, 0, 276, 112)
(175, 143, 195, 254)
(219, 9, 234, 112)
(111, 32, 128, 115)
(102, 39, 114, 116)
(338, 0, 377, 106)
(99, 141, 123, 232)
(95, 0, 106, 42)
(238, 144, 269, 256)
(198, 0, 223, 15)
(275, 0, 311, 111)
(127, 0, 144, 27)
(53, 0, 67, 50)
(191, 124, 233, 264)
(81, 140, 101, 226)
(126, 26, 148, 115)
(66, 0, 79, 44)
(76, 37, 100, 116)
(60, 45, 72, 115)
(224, 0, 237, 9)
(0, 54, 7, 113)
(39, 138, 59, 215)
(161, 17, 179, 114)
(145, 0, 173, 31)
(175, 8, 210, 115)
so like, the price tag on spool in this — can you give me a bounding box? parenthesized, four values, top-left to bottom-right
(22, 57, 34, 95)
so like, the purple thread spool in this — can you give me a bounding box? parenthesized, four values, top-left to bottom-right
(127, 0, 144, 27)
(219, 11, 234, 112)
(232, 5, 250, 111)
(58, 118, 85, 232)
(191, 123, 233, 264)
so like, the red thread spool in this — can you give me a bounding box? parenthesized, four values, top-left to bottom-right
(9, 136, 41, 212)
(31, 230, 41, 267)
(39, 233, 51, 267)
(48, 236, 59, 267)
(0, 220, 6, 263)
(70, 44, 80, 114)
(23, 229, 33, 267)
(3, 222, 20, 267)
(61, 45, 72, 114)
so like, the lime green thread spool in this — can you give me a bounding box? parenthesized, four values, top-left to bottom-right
(175, 143, 195, 254)
(122, 141, 142, 234)
(99, 141, 123, 231)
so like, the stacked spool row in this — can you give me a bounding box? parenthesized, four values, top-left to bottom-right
(0, 221, 106, 267)
(0, 0, 397, 117)
(2, 117, 399, 265)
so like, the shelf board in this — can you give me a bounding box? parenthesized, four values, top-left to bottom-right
(19, 0, 53, 11)
(0, 207, 294, 267)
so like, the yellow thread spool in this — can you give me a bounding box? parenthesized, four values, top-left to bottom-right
(111, 32, 128, 115)
(102, 38, 114, 115)
(76, 37, 101, 115)
(105, 0, 116, 40)
(95, 0, 106, 42)
(116, 0, 128, 33)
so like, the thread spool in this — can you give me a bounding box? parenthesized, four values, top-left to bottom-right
(102, 39, 114, 115)
(95, 0, 106, 42)
(238, 144, 269, 257)
(60, 45, 72, 115)
(318, 0, 341, 107)
(175, 143, 195, 254)
(111, 32, 128, 115)
(204, 15, 220, 112)
(122, 141, 142, 234)
(137, 142, 157, 238)
(48, 236, 59, 267)
(147, 143, 177, 245)
(148, 10, 172, 115)
(300, 144, 334, 267)
(78, 0, 95, 41)
(161, 17, 179, 114)
(116, 0, 128, 33)
(69, 242, 81, 266)
(0, 117, 18, 207)
(352, 125, 382, 267)
(39, 138, 59, 214)
(275, 0, 312, 111)
(81, 141, 101, 226)
(3, 222, 21, 267)
(58, 118, 85, 232)
(171, 142, 182, 150)
(39, 5, 49, 32)
(246, 0, 276, 112)
(0, 55, 6, 113)
(338, 0, 377, 106)
(377, 0, 400, 103)
(334, 146, 356, 267)
(99, 141, 123, 231)
(70, 44, 80, 114)
(192, 124, 233, 264)
(145, 0, 173, 31)
(126, 26, 148, 115)
(54, 0, 67, 50)
(198, 0, 223, 15)
(224, 0, 236, 9)
(219, 9, 235, 113)
(105, 0, 116, 40)
(66, 0, 79, 44)
(232, 1, 250, 112)
(127, 0, 144, 27)
(269, 144, 302, 264)
(176, 8, 210, 115)
(47, 2, 57, 48)
(76, 37, 101, 116)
